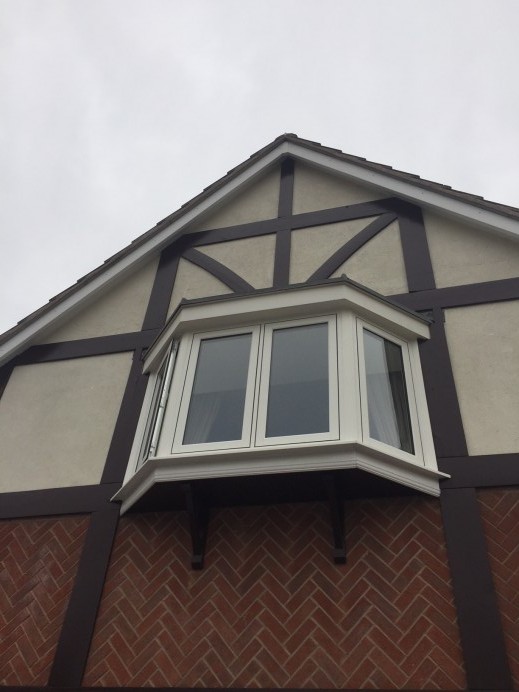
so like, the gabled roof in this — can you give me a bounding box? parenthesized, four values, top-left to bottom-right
(1, 133, 519, 366)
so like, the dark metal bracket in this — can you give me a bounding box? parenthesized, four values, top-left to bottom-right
(324, 472, 347, 564)
(182, 482, 209, 570)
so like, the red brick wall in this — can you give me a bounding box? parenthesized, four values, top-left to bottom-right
(0, 515, 88, 685)
(85, 498, 465, 688)
(478, 488, 519, 689)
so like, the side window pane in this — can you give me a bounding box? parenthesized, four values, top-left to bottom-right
(138, 357, 167, 467)
(266, 323, 329, 437)
(183, 333, 252, 444)
(363, 329, 414, 453)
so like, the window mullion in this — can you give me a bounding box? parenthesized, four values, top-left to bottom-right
(338, 312, 361, 443)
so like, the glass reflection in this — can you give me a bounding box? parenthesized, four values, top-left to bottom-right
(363, 329, 414, 453)
(266, 323, 329, 437)
(183, 333, 251, 444)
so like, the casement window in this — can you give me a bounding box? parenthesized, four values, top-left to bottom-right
(169, 315, 338, 455)
(359, 325, 416, 455)
(116, 280, 446, 513)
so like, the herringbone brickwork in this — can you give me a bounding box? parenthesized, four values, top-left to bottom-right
(0, 515, 88, 685)
(478, 488, 519, 689)
(85, 498, 465, 688)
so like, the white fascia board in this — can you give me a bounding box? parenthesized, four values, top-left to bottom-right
(287, 143, 519, 240)
(0, 142, 290, 367)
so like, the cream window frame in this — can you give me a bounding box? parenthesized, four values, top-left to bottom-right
(171, 326, 261, 454)
(357, 320, 422, 465)
(255, 315, 339, 447)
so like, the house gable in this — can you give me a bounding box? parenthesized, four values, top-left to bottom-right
(2, 133, 519, 365)
(1, 134, 519, 691)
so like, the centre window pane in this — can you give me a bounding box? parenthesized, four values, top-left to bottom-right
(363, 329, 414, 454)
(183, 333, 252, 444)
(266, 323, 329, 437)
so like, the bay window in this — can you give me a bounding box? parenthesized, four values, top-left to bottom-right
(116, 280, 446, 513)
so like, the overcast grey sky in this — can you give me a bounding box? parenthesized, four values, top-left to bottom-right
(1, 0, 518, 335)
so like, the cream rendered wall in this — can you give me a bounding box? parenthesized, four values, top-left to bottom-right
(293, 162, 385, 214)
(0, 352, 132, 492)
(168, 258, 233, 318)
(39, 258, 159, 343)
(424, 211, 519, 288)
(445, 302, 519, 455)
(331, 221, 408, 296)
(188, 168, 280, 232)
(289, 217, 379, 284)
(198, 235, 276, 289)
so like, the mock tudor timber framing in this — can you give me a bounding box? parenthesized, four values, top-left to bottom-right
(1, 149, 518, 691)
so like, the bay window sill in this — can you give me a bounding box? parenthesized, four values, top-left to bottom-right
(113, 441, 449, 514)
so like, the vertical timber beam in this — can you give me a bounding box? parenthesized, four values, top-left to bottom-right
(441, 489, 512, 690)
(48, 240, 183, 686)
(419, 307, 468, 459)
(273, 157, 294, 288)
(277, 156, 295, 218)
(141, 241, 182, 331)
(398, 204, 512, 689)
(100, 346, 149, 484)
(48, 504, 120, 687)
(397, 201, 435, 292)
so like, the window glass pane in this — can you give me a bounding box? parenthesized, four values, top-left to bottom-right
(363, 330, 414, 454)
(266, 323, 329, 437)
(138, 358, 167, 466)
(183, 333, 252, 444)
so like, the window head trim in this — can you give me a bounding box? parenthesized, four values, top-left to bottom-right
(143, 279, 431, 374)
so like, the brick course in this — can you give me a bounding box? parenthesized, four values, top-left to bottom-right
(478, 487, 519, 689)
(85, 498, 465, 688)
(0, 515, 88, 685)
